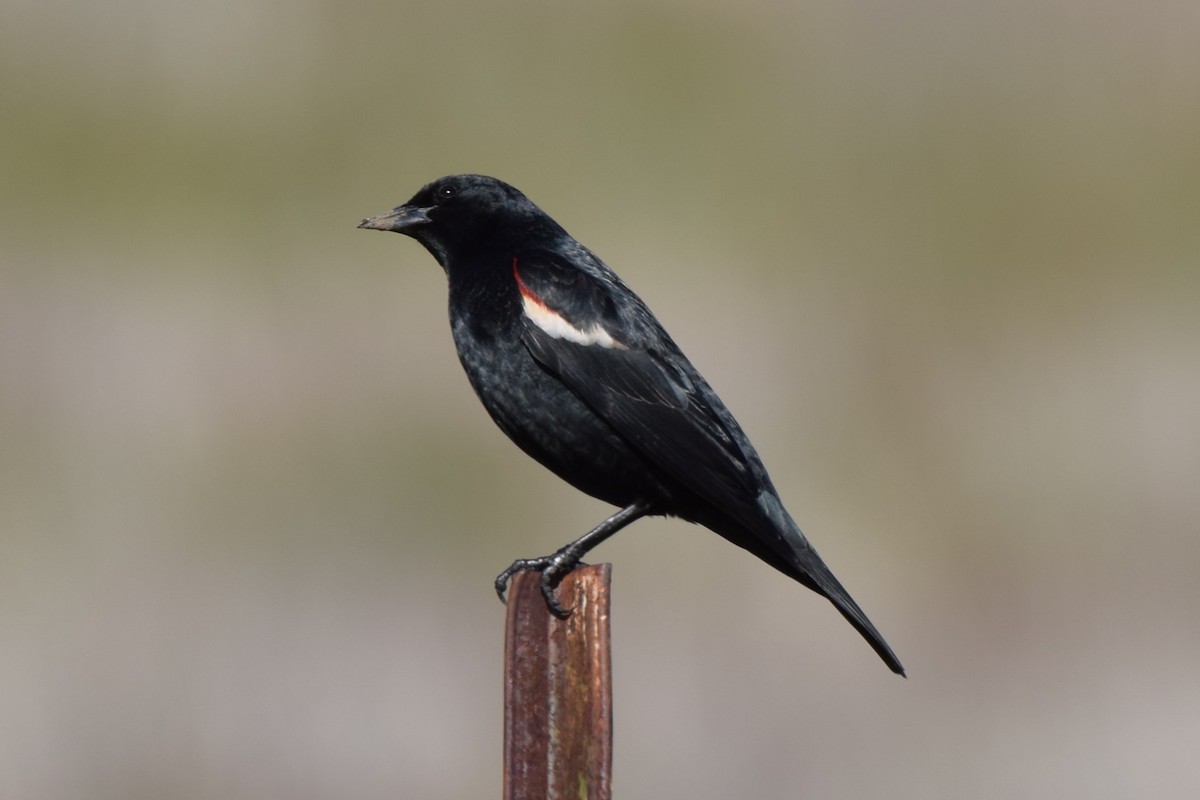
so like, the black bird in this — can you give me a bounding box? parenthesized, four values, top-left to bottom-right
(359, 174, 904, 676)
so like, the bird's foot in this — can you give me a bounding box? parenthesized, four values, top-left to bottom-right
(494, 546, 585, 619)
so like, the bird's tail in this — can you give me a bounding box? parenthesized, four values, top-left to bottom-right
(792, 544, 906, 676)
(757, 494, 906, 676)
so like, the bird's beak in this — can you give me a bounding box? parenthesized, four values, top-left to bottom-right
(357, 204, 432, 233)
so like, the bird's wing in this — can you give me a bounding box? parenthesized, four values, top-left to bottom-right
(513, 251, 772, 519)
(517, 253, 907, 676)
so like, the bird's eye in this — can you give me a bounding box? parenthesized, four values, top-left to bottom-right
(438, 185, 458, 200)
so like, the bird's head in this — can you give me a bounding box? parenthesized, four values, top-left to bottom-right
(359, 174, 559, 268)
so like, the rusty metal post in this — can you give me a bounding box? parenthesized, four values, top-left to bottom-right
(503, 564, 613, 800)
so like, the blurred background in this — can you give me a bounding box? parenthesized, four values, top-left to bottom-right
(3, 0, 1199, 797)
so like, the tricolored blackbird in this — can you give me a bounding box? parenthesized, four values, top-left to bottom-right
(360, 174, 904, 675)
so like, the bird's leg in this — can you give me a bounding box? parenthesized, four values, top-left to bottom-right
(494, 501, 654, 618)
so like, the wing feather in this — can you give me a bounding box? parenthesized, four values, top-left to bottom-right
(514, 252, 773, 522)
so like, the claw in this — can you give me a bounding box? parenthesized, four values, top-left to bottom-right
(492, 502, 654, 618)
(495, 567, 517, 604)
(540, 572, 572, 619)
(493, 550, 580, 618)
